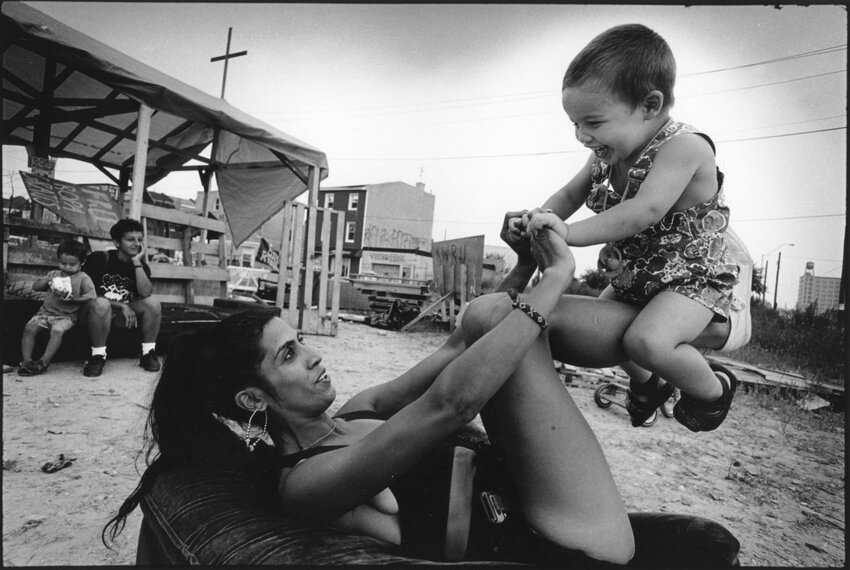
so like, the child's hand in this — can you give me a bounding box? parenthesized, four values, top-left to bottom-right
(527, 211, 569, 242)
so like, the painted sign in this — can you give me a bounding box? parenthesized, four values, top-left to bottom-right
(431, 235, 485, 297)
(20, 172, 122, 232)
(255, 237, 281, 269)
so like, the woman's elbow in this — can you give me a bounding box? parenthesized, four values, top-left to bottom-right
(428, 386, 482, 427)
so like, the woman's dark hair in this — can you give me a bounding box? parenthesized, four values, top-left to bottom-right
(109, 217, 145, 241)
(102, 310, 278, 547)
(57, 239, 88, 262)
(563, 23, 676, 110)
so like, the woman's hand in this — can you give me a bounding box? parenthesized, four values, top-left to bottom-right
(500, 209, 536, 267)
(531, 227, 575, 288)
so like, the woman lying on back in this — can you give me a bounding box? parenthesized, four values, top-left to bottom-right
(104, 229, 739, 566)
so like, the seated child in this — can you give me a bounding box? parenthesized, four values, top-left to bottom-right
(19, 239, 96, 376)
(515, 24, 741, 432)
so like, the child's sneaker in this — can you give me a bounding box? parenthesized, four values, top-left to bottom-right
(626, 374, 675, 428)
(673, 365, 737, 432)
(84, 355, 106, 377)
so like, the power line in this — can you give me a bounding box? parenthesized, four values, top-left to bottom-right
(734, 213, 844, 223)
(333, 125, 847, 161)
(681, 45, 846, 77)
(684, 69, 845, 99)
(251, 45, 845, 119)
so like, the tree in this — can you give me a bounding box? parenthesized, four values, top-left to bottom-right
(580, 267, 611, 292)
(751, 266, 767, 297)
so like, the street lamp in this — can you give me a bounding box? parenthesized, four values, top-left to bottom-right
(765, 243, 794, 309)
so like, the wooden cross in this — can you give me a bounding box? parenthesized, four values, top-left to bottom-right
(210, 27, 247, 99)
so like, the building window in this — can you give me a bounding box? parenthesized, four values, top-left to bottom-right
(324, 193, 334, 208)
(348, 194, 359, 210)
(345, 222, 356, 243)
(241, 250, 255, 267)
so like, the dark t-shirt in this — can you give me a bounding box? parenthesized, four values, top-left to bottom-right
(82, 250, 151, 303)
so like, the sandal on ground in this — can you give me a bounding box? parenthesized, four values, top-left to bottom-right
(41, 453, 76, 473)
(18, 360, 47, 376)
(626, 374, 675, 428)
(673, 366, 738, 432)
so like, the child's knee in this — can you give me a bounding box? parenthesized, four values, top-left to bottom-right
(623, 326, 664, 366)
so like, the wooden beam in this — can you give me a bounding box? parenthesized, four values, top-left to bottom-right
(148, 264, 228, 281)
(276, 201, 293, 309)
(140, 204, 227, 233)
(400, 292, 454, 332)
(128, 103, 152, 220)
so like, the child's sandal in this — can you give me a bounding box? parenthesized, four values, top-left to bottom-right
(673, 364, 738, 432)
(18, 360, 47, 376)
(18, 360, 39, 376)
(626, 374, 675, 428)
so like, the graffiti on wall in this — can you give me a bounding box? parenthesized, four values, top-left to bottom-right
(431, 235, 484, 297)
(363, 225, 428, 250)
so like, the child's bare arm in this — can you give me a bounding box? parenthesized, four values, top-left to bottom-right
(31, 276, 50, 292)
(540, 153, 596, 220)
(505, 154, 595, 242)
(566, 136, 711, 247)
(526, 212, 570, 242)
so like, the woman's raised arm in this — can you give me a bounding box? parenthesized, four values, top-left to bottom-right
(279, 230, 576, 522)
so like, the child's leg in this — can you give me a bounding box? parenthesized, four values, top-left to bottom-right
(40, 319, 74, 365)
(596, 286, 655, 385)
(623, 292, 720, 401)
(21, 320, 41, 363)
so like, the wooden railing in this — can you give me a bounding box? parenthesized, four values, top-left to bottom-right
(4, 206, 229, 305)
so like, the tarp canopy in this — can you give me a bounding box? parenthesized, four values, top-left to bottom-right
(1, 2, 329, 246)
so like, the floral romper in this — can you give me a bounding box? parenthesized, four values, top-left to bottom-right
(586, 120, 740, 322)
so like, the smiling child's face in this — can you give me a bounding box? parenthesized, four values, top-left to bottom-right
(562, 84, 659, 166)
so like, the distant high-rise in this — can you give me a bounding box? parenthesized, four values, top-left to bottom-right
(796, 262, 841, 313)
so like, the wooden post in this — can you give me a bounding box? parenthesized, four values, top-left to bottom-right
(287, 203, 306, 326)
(128, 103, 152, 221)
(458, 262, 468, 328)
(301, 167, 321, 326)
(277, 202, 293, 310)
(182, 227, 195, 304)
(330, 212, 345, 331)
(317, 207, 332, 329)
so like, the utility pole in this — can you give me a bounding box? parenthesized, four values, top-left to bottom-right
(773, 251, 783, 309)
(210, 27, 247, 100)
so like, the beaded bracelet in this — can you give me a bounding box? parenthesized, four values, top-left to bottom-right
(506, 288, 548, 331)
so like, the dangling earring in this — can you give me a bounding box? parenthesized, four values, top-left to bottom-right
(243, 408, 268, 452)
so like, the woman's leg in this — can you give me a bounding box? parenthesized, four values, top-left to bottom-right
(623, 292, 720, 401)
(463, 295, 635, 564)
(544, 294, 730, 369)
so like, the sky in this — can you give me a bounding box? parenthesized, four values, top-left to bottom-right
(2, 2, 846, 309)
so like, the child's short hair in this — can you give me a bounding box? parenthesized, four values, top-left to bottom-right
(57, 239, 88, 262)
(563, 24, 676, 110)
(110, 218, 144, 241)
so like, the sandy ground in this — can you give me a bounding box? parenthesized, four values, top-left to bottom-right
(2, 320, 845, 567)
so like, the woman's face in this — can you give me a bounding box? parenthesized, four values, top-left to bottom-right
(257, 317, 336, 415)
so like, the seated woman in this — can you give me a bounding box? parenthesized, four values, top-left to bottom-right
(103, 230, 740, 566)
